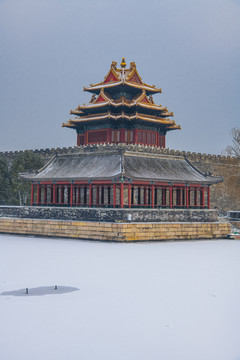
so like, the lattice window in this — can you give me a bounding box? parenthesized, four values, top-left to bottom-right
(159, 135, 165, 148)
(77, 134, 85, 146)
(129, 130, 133, 143)
(88, 130, 108, 144)
(137, 130, 157, 145)
(125, 130, 128, 143)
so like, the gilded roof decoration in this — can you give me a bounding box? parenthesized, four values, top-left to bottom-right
(62, 59, 181, 132)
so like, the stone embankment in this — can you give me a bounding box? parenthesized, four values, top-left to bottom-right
(0, 217, 230, 242)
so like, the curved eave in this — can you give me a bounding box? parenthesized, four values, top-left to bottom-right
(84, 81, 162, 94)
(62, 122, 77, 129)
(19, 155, 58, 180)
(65, 113, 179, 128)
(84, 82, 122, 93)
(136, 102, 167, 112)
(125, 81, 162, 94)
(183, 157, 223, 184)
(71, 103, 109, 113)
(123, 174, 222, 185)
(167, 125, 181, 130)
(71, 100, 171, 114)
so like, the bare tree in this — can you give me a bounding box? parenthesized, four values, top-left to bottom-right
(222, 128, 240, 157)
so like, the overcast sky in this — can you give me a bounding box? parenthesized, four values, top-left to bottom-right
(0, 0, 239, 154)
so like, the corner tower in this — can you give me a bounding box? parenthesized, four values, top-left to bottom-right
(62, 58, 180, 147)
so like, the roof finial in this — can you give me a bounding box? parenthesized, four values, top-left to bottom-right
(111, 61, 117, 69)
(120, 57, 126, 68)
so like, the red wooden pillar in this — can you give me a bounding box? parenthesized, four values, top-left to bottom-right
(53, 184, 56, 205)
(152, 184, 155, 208)
(31, 184, 34, 206)
(120, 183, 124, 208)
(89, 183, 92, 207)
(169, 185, 173, 208)
(207, 186, 210, 209)
(70, 183, 73, 207)
(186, 185, 189, 208)
(128, 184, 131, 208)
(113, 183, 116, 208)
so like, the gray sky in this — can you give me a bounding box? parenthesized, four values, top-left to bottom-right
(0, 0, 239, 154)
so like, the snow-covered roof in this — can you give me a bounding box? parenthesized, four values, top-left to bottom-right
(21, 147, 222, 184)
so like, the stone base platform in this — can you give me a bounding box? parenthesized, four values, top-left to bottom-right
(0, 218, 230, 242)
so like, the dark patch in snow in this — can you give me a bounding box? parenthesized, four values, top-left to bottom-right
(0, 286, 79, 297)
(208, 293, 217, 297)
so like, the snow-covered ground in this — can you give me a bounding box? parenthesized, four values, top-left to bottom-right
(0, 234, 240, 360)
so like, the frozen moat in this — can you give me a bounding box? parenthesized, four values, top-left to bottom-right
(0, 234, 240, 360)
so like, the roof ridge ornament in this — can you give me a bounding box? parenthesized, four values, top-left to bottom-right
(111, 61, 117, 70)
(120, 57, 126, 68)
(130, 61, 136, 69)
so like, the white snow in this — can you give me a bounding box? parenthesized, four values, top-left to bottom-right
(0, 234, 240, 360)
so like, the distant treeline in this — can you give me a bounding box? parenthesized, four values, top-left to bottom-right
(0, 151, 44, 206)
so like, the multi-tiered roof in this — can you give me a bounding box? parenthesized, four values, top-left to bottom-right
(22, 59, 222, 210)
(62, 59, 180, 147)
